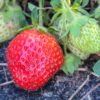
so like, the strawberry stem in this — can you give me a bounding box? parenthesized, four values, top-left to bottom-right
(39, 0, 43, 26)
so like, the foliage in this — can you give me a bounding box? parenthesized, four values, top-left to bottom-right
(93, 60, 100, 76)
(50, 0, 100, 74)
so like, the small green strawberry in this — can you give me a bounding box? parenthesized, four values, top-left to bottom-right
(0, 0, 27, 43)
(68, 18, 100, 59)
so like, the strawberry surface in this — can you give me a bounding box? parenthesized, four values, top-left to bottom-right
(6, 29, 64, 90)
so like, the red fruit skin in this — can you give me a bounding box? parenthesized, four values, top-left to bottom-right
(6, 29, 64, 91)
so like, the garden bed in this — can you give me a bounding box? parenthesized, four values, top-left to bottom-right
(0, 0, 100, 100)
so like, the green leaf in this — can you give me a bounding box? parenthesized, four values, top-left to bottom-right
(74, 0, 82, 4)
(78, 7, 90, 16)
(31, 7, 39, 26)
(50, 0, 61, 9)
(94, 6, 100, 18)
(81, 0, 89, 7)
(61, 54, 81, 74)
(93, 60, 100, 76)
(70, 15, 89, 37)
(3, 5, 27, 27)
(28, 3, 37, 11)
(51, 12, 61, 24)
(70, 21, 80, 37)
(28, 3, 39, 26)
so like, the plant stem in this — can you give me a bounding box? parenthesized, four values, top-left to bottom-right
(39, 0, 43, 26)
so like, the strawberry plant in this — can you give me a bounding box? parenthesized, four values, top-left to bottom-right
(0, 0, 27, 43)
(50, 0, 100, 74)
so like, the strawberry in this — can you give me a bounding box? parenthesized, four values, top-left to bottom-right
(6, 29, 64, 90)
(0, 1, 27, 43)
(68, 19, 100, 59)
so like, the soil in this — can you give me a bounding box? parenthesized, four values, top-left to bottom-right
(0, 0, 100, 100)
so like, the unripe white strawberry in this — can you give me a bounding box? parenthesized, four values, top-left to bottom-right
(68, 19, 100, 59)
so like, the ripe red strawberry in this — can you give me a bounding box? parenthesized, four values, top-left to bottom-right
(6, 29, 64, 90)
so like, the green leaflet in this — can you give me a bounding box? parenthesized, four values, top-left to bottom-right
(28, 3, 37, 11)
(78, 7, 90, 16)
(94, 6, 100, 18)
(70, 15, 89, 37)
(93, 60, 100, 76)
(61, 54, 81, 74)
(50, 0, 61, 9)
(81, 0, 89, 7)
(74, 0, 82, 4)
(50, 12, 61, 25)
(31, 7, 39, 26)
(3, 5, 27, 27)
(73, 0, 89, 7)
(28, 3, 39, 27)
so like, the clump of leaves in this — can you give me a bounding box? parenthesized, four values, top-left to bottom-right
(50, 0, 100, 74)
